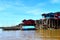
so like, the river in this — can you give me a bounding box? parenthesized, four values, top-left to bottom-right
(0, 29, 60, 40)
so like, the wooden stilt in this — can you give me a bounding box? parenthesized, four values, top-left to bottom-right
(49, 19, 50, 29)
(57, 20, 58, 29)
(52, 19, 53, 28)
(54, 19, 55, 29)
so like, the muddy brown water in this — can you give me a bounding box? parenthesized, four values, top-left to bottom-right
(0, 29, 60, 40)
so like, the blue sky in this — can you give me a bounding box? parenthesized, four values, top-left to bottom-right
(0, 0, 60, 27)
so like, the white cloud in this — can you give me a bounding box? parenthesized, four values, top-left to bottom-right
(50, 0, 60, 4)
(0, 7, 5, 11)
(35, 2, 46, 7)
(0, 0, 47, 15)
(26, 9, 41, 15)
(24, 2, 47, 15)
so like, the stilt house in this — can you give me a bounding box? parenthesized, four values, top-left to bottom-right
(42, 12, 60, 29)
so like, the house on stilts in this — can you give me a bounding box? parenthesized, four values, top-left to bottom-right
(42, 12, 60, 29)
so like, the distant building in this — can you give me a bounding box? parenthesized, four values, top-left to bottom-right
(22, 19, 35, 26)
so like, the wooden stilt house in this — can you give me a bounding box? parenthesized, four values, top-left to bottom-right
(42, 12, 60, 29)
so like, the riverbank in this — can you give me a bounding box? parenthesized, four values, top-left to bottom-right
(0, 27, 20, 30)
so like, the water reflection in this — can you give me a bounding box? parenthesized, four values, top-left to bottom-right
(0, 29, 2, 32)
(0, 29, 60, 40)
